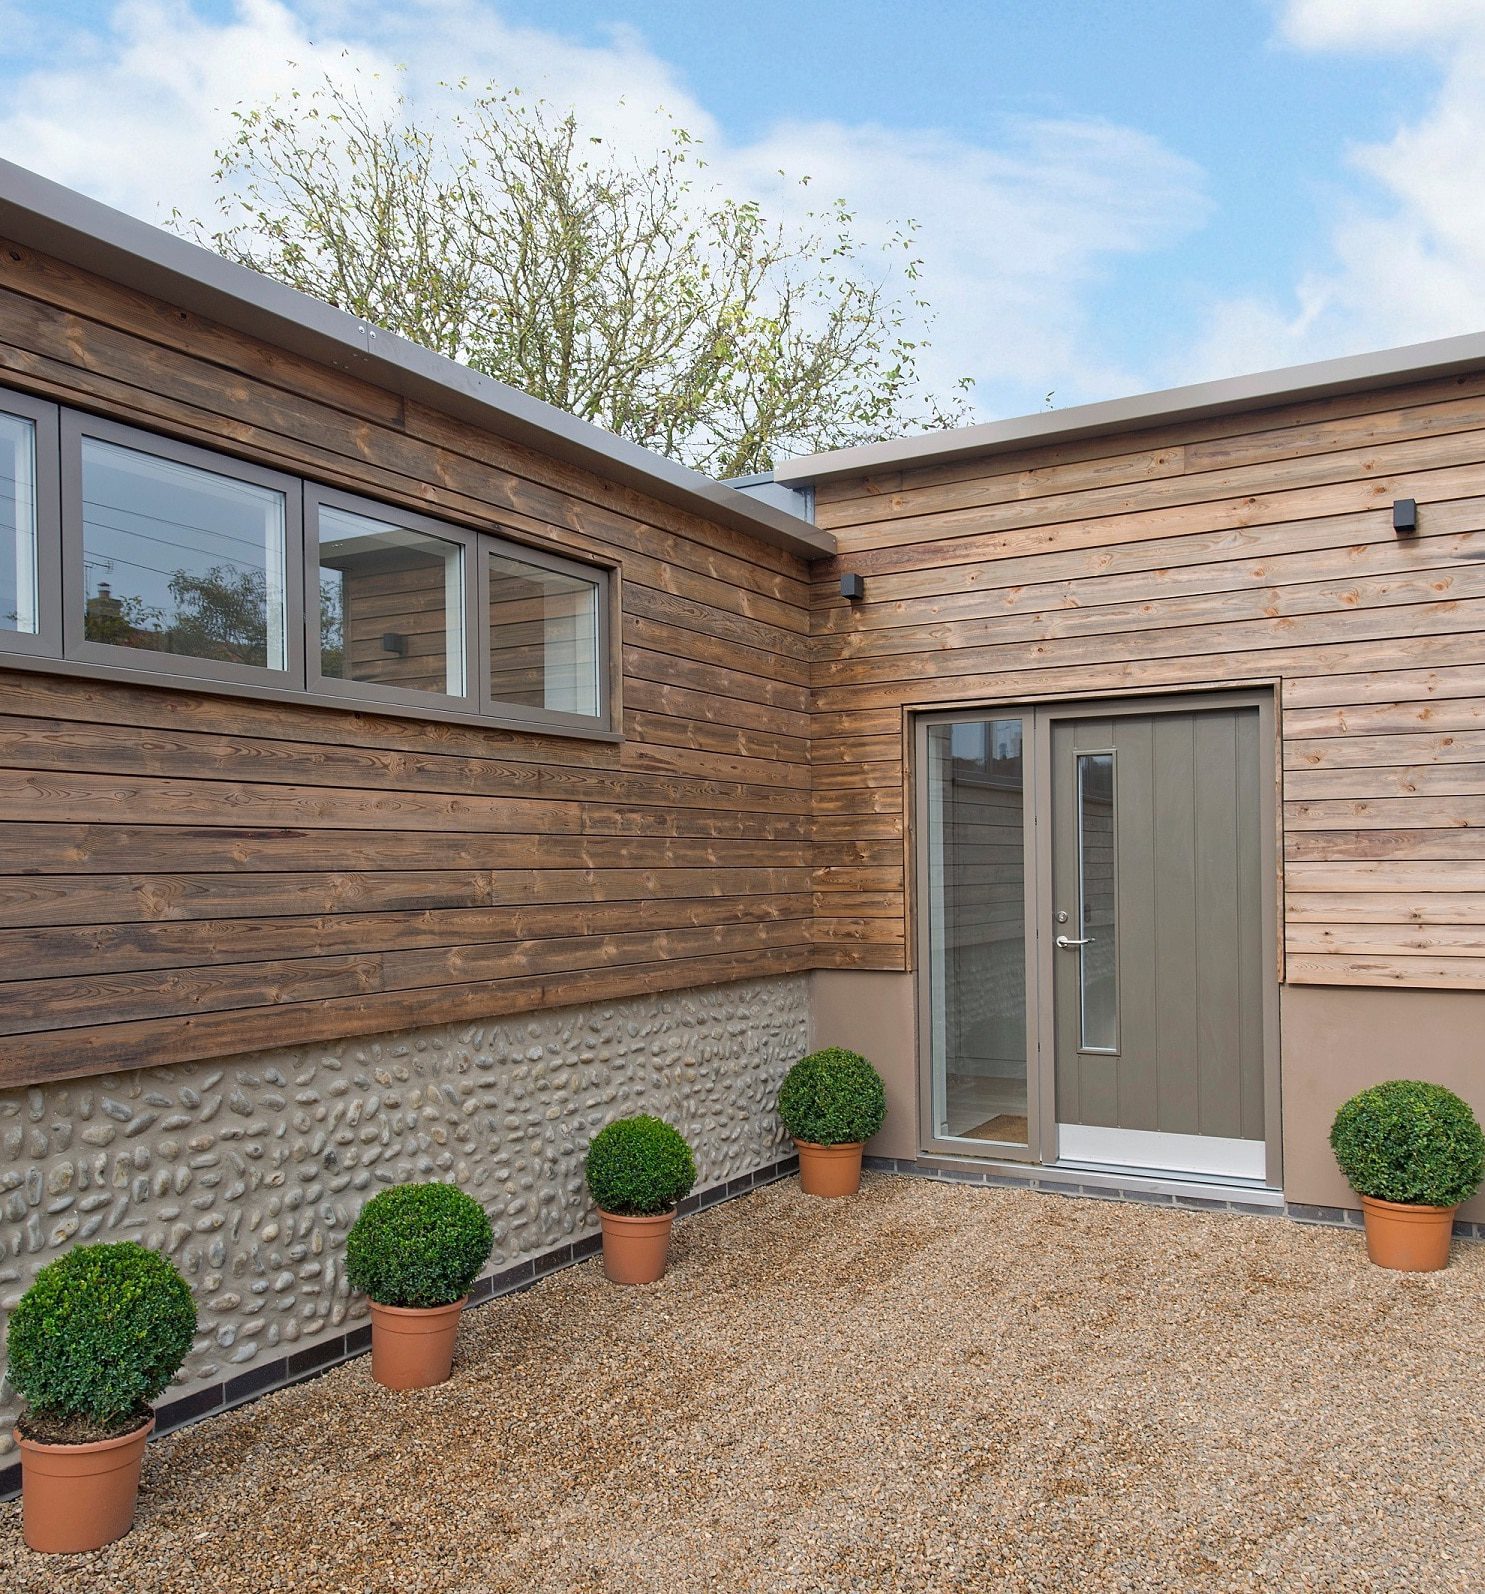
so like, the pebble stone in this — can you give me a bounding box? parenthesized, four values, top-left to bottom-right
(3, 1174, 1483, 1593)
(0, 976, 807, 1453)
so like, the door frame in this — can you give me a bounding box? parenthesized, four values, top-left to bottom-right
(912, 686, 1283, 1188)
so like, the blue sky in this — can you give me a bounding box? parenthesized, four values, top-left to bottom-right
(1, 0, 1483, 431)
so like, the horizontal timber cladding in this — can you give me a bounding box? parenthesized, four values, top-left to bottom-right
(0, 242, 814, 1087)
(810, 364, 1485, 988)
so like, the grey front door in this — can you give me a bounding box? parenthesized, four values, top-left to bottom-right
(1049, 707, 1267, 1179)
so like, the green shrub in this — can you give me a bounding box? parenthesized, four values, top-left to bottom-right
(1330, 1080, 1485, 1207)
(6, 1242, 196, 1435)
(345, 1183, 494, 1308)
(777, 1047, 887, 1146)
(585, 1116, 697, 1216)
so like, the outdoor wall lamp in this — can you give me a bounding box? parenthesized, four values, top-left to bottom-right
(840, 572, 866, 601)
(1393, 498, 1418, 534)
(381, 631, 409, 657)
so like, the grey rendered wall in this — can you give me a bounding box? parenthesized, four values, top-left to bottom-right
(1279, 984, 1485, 1222)
(0, 973, 808, 1460)
(809, 970, 919, 1159)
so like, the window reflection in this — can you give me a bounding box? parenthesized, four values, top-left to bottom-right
(81, 438, 286, 669)
(0, 414, 37, 635)
(318, 507, 464, 697)
(487, 550, 599, 717)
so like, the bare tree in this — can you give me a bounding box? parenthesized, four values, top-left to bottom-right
(182, 72, 973, 477)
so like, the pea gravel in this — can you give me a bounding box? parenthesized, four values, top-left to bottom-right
(5, 1173, 1484, 1593)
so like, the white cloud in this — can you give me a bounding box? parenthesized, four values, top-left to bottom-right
(1178, 0, 1485, 383)
(0, 0, 1209, 423)
(1279, 0, 1485, 54)
(727, 115, 1206, 416)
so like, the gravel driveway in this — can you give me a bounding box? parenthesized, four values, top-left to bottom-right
(4, 1173, 1483, 1593)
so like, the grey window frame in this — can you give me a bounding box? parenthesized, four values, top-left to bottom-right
(305, 485, 481, 716)
(61, 409, 305, 689)
(477, 534, 613, 732)
(0, 384, 619, 741)
(0, 390, 62, 659)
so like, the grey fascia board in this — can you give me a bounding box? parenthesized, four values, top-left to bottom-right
(774, 330, 1485, 486)
(0, 158, 833, 560)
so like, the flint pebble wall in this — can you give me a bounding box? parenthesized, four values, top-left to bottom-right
(0, 973, 809, 1456)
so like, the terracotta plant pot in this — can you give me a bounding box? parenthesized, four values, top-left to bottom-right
(17, 1415, 154, 1554)
(1360, 1195, 1457, 1272)
(598, 1209, 675, 1284)
(795, 1139, 866, 1198)
(367, 1297, 467, 1390)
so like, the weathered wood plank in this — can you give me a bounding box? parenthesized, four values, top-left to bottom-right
(0, 916, 813, 1035)
(0, 946, 814, 1087)
(0, 823, 810, 875)
(1286, 892, 1485, 924)
(0, 867, 809, 930)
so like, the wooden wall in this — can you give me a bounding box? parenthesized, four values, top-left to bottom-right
(810, 367, 1485, 989)
(5, 229, 1484, 1093)
(0, 239, 813, 1088)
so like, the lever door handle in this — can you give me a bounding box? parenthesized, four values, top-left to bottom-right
(1055, 935, 1092, 949)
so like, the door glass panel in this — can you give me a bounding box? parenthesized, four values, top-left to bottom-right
(1076, 751, 1118, 1051)
(81, 437, 287, 669)
(318, 507, 464, 696)
(1, 413, 37, 636)
(925, 718, 1029, 1145)
(487, 550, 600, 718)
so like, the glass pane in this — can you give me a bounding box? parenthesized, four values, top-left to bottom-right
(1077, 751, 1118, 1051)
(81, 438, 286, 668)
(0, 413, 37, 635)
(487, 551, 599, 717)
(925, 718, 1028, 1145)
(318, 507, 464, 696)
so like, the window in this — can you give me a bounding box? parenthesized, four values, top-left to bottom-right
(485, 547, 602, 722)
(1, 412, 37, 638)
(311, 497, 473, 709)
(0, 392, 60, 656)
(76, 435, 291, 675)
(0, 395, 614, 734)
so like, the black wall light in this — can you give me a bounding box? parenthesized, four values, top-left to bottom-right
(840, 572, 866, 601)
(1393, 498, 1418, 535)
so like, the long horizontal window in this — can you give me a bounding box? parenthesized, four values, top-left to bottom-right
(0, 392, 614, 735)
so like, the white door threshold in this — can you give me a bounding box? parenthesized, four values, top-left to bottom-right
(902, 1149, 1284, 1209)
(1057, 1123, 1267, 1182)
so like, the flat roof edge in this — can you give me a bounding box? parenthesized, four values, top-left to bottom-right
(0, 159, 833, 561)
(774, 330, 1485, 486)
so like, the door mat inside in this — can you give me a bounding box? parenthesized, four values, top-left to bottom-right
(960, 1114, 1029, 1144)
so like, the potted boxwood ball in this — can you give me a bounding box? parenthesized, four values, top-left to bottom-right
(1330, 1079, 1485, 1272)
(778, 1047, 887, 1197)
(346, 1182, 494, 1390)
(585, 1115, 697, 1285)
(8, 1241, 196, 1553)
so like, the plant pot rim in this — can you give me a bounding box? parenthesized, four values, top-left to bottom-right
(14, 1414, 155, 1456)
(793, 1138, 866, 1151)
(367, 1295, 469, 1317)
(597, 1206, 677, 1223)
(1359, 1193, 1459, 1214)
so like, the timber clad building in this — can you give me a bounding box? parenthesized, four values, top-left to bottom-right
(3, 157, 1485, 1462)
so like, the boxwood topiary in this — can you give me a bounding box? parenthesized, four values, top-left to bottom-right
(778, 1047, 887, 1146)
(585, 1115, 697, 1216)
(345, 1182, 494, 1309)
(6, 1242, 196, 1441)
(1331, 1080, 1485, 1208)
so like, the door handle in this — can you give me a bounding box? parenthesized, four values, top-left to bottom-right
(1055, 935, 1092, 949)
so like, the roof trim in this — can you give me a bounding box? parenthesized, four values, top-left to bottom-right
(0, 159, 834, 560)
(774, 329, 1485, 486)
